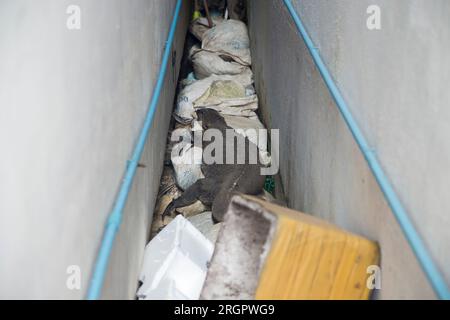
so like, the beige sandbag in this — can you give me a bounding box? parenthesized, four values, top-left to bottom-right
(190, 46, 250, 79)
(195, 79, 246, 103)
(193, 80, 258, 117)
(175, 70, 254, 121)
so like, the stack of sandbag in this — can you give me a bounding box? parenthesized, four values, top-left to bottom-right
(143, 14, 277, 301)
(175, 69, 257, 121)
(176, 19, 254, 121)
(151, 16, 271, 239)
(173, 18, 271, 191)
(190, 18, 251, 69)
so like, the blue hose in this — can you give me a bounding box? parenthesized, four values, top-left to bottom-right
(86, 0, 183, 300)
(283, 0, 449, 299)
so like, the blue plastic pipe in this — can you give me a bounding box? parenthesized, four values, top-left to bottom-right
(283, 0, 450, 299)
(86, 0, 183, 300)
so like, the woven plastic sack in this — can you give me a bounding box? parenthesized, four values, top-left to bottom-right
(190, 46, 250, 79)
(175, 70, 255, 121)
(202, 20, 251, 66)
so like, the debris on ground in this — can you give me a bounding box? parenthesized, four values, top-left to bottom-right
(188, 212, 222, 243)
(150, 166, 182, 238)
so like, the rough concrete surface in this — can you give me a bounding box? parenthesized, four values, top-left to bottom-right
(201, 196, 277, 300)
(248, 0, 450, 299)
(0, 0, 189, 299)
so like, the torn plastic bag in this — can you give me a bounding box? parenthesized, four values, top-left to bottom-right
(202, 20, 251, 66)
(190, 46, 250, 79)
(138, 215, 214, 300)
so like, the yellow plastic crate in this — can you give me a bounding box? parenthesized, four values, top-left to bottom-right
(201, 195, 380, 300)
(250, 197, 380, 300)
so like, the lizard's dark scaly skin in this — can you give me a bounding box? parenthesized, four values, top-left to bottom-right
(163, 108, 265, 223)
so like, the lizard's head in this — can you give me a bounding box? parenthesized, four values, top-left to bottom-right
(196, 108, 228, 130)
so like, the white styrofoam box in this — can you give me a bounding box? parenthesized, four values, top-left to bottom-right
(137, 215, 214, 300)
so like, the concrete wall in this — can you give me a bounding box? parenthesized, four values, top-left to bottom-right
(0, 0, 189, 299)
(248, 0, 450, 299)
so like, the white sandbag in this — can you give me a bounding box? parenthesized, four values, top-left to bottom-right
(223, 114, 266, 148)
(190, 46, 250, 79)
(172, 143, 204, 191)
(190, 17, 224, 42)
(175, 70, 254, 121)
(171, 127, 204, 191)
(137, 215, 214, 300)
(202, 20, 252, 66)
(176, 78, 217, 121)
(222, 115, 272, 166)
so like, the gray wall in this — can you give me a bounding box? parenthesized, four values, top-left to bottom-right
(248, 0, 449, 299)
(0, 0, 188, 299)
